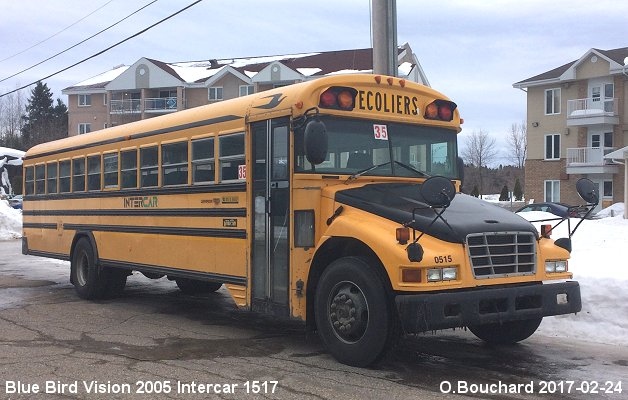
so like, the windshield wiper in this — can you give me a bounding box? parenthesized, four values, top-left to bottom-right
(394, 161, 430, 177)
(345, 161, 391, 183)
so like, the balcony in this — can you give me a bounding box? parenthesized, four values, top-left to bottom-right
(110, 99, 140, 114)
(566, 97, 619, 127)
(566, 147, 619, 175)
(145, 97, 180, 113)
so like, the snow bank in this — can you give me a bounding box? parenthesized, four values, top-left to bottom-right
(595, 202, 625, 218)
(0, 199, 22, 240)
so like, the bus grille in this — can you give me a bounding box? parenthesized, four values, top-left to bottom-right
(466, 232, 536, 278)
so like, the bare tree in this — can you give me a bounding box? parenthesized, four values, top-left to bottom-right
(0, 89, 26, 149)
(461, 129, 497, 196)
(506, 121, 527, 169)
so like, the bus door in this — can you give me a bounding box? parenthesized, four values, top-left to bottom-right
(251, 118, 290, 316)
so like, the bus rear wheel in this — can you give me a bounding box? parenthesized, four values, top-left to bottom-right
(315, 257, 396, 367)
(469, 318, 543, 344)
(71, 237, 126, 299)
(175, 278, 222, 294)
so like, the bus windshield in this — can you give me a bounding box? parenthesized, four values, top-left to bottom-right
(295, 116, 459, 179)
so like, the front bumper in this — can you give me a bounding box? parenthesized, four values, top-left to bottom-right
(395, 281, 581, 333)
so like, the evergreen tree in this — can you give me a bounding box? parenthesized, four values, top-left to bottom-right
(471, 185, 480, 198)
(499, 184, 510, 201)
(513, 178, 523, 201)
(21, 82, 67, 149)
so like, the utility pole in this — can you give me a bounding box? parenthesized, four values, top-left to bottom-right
(371, 0, 398, 77)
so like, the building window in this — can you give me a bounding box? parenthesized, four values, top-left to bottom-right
(239, 85, 254, 97)
(78, 94, 91, 107)
(208, 87, 223, 101)
(544, 88, 560, 115)
(162, 141, 188, 186)
(603, 181, 613, 198)
(140, 146, 158, 187)
(87, 155, 101, 191)
(544, 134, 560, 160)
(78, 123, 91, 135)
(544, 180, 560, 202)
(192, 137, 215, 184)
(121, 150, 137, 189)
(219, 133, 245, 181)
(103, 94, 107, 105)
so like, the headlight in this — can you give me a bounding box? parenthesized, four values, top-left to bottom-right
(442, 267, 458, 281)
(545, 260, 568, 273)
(427, 269, 442, 282)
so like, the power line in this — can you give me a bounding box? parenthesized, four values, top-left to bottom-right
(0, 0, 204, 98)
(0, 0, 159, 84)
(0, 0, 115, 64)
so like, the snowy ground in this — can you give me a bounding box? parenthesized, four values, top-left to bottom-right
(1, 198, 627, 346)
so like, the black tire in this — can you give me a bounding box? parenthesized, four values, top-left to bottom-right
(469, 318, 543, 344)
(175, 278, 222, 294)
(71, 237, 127, 299)
(71, 238, 108, 299)
(315, 257, 397, 367)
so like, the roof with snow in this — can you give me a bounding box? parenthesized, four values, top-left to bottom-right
(62, 45, 426, 93)
(513, 46, 628, 88)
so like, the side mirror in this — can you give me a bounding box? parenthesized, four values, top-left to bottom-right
(303, 119, 328, 165)
(576, 178, 599, 205)
(421, 176, 456, 207)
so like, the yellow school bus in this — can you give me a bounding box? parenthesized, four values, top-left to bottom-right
(22, 74, 582, 367)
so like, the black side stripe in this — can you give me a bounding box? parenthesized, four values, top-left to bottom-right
(63, 224, 246, 239)
(24, 114, 242, 161)
(23, 222, 57, 230)
(23, 208, 246, 218)
(100, 259, 247, 286)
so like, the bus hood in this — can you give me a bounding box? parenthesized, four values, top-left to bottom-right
(334, 182, 537, 244)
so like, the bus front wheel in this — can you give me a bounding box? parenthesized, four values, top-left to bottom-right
(315, 257, 395, 367)
(468, 318, 543, 344)
(71, 238, 126, 299)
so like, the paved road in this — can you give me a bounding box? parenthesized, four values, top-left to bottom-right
(0, 239, 625, 399)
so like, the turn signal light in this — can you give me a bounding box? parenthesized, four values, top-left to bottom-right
(424, 100, 457, 122)
(396, 227, 410, 244)
(541, 224, 552, 238)
(402, 268, 421, 283)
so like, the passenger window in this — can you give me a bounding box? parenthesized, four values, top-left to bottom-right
(162, 141, 188, 186)
(47, 162, 58, 194)
(192, 137, 215, 184)
(103, 153, 119, 188)
(121, 150, 137, 189)
(59, 161, 71, 193)
(219, 133, 245, 181)
(24, 166, 34, 195)
(73, 158, 86, 192)
(35, 165, 45, 195)
(87, 155, 101, 191)
(140, 147, 158, 187)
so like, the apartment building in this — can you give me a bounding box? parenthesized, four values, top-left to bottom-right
(513, 47, 628, 212)
(62, 43, 427, 136)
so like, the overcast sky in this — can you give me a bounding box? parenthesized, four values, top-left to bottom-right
(1, 0, 626, 163)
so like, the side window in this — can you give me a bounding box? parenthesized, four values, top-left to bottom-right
(192, 137, 215, 184)
(87, 155, 101, 191)
(208, 87, 223, 101)
(46, 162, 58, 194)
(103, 153, 119, 188)
(24, 166, 34, 195)
(545, 88, 560, 115)
(219, 133, 245, 181)
(544, 134, 560, 160)
(59, 161, 71, 193)
(162, 141, 188, 186)
(121, 150, 137, 189)
(140, 146, 158, 187)
(35, 165, 45, 195)
(78, 94, 91, 107)
(72, 158, 86, 192)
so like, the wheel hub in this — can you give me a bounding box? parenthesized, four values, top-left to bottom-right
(328, 282, 368, 343)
